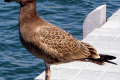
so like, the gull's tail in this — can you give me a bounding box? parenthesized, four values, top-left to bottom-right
(86, 54, 117, 65)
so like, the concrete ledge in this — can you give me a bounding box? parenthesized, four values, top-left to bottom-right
(83, 5, 106, 38)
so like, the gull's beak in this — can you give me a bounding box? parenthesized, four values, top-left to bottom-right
(4, 0, 13, 2)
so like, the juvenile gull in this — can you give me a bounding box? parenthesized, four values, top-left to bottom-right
(4, 0, 117, 80)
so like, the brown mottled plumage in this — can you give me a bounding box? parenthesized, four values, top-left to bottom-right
(4, 0, 116, 80)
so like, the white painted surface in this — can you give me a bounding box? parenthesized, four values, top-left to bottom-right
(35, 9, 120, 80)
(83, 5, 106, 38)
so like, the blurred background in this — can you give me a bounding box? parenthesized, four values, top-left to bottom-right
(0, 0, 120, 80)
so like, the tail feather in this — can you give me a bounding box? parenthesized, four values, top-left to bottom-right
(80, 42, 117, 65)
(82, 54, 117, 65)
(90, 54, 117, 65)
(99, 54, 116, 60)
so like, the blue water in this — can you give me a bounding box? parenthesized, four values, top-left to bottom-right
(0, 0, 120, 80)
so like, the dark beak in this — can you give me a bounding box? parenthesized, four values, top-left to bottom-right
(4, 0, 13, 2)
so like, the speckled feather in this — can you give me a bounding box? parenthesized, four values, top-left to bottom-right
(38, 26, 91, 58)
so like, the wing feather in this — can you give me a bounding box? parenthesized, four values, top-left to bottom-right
(35, 26, 91, 61)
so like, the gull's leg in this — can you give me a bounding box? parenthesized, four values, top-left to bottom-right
(45, 63, 51, 80)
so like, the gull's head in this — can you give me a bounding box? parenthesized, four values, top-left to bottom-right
(4, 0, 35, 6)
